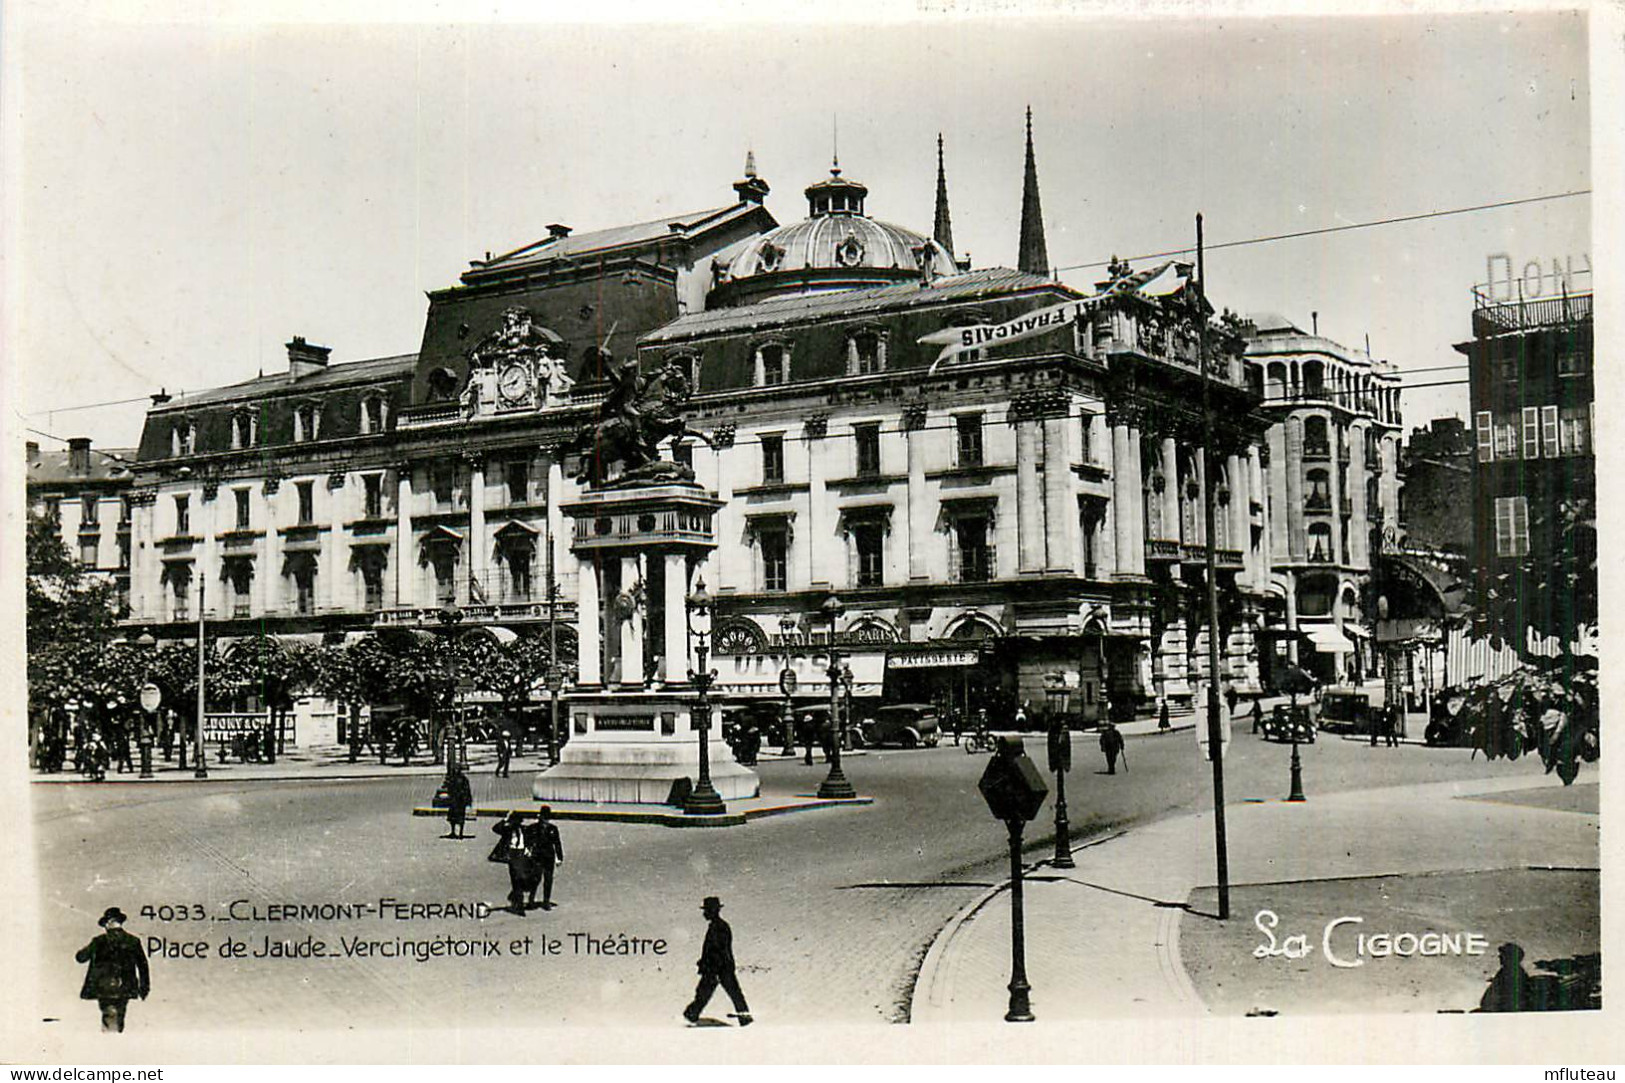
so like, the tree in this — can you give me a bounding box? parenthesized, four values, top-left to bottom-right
(1458, 498, 1598, 784)
(26, 512, 121, 713)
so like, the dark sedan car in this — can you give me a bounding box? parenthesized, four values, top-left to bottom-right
(856, 704, 941, 749)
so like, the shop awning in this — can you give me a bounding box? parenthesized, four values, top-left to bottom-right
(1305, 625, 1355, 654)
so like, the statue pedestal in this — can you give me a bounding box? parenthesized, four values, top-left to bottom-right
(532, 691, 758, 804)
(532, 474, 758, 806)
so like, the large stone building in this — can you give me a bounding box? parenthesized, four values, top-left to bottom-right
(25, 437, 138, 610)
(1244, 316, 1405, 685)
(116, 121, 1287, 736)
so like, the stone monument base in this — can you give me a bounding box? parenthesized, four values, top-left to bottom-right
(531, 691, 759, 805)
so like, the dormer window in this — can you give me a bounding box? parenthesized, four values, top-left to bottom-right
(848, 330, 886, 376)
(755, 342, 790, 387)
(230, 409, 257, 450)
(170, 421, 196, 457)
(360, 395, 388, 435)
(667, 351, 702, 393)
(293, 402, 322, 443)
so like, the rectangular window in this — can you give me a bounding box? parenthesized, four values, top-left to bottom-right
(297, 480, 315, 525)
(506, 459, 529, 504)
(1493, 423, 1517, 458)
(508, 551, 533, 600)
(1522, 406, 1541, 460)
(955, 516, 992, 583)
(1494, 495, 1530, 557)
(362, 564, 385, 611)
(81, 495, 99, 525)
(363, 474, 383, 519)
(1475, 411, 1494, 463)
(758, 344, 788, 387)
(760, 528, 789, 592)
(957, 413, 984, 467)
(1560, 410, 1589, 456)
(234, 489, 251, 530)
(43, 496, 60, 521)
(433, 554, 457, 605)
(119, 496, 131, 524)
(854, 523, 884, 587)
(1558, 348, 1585, 376)
(1542, 405, 1561, 458)
(1080, 413, 1096, 464)
(854, 423, 881, 477)
(852, 332, 883, 375)
(295, 568, 317, 614)
(761, 434, 785, 484)
(172, 576, 189, 621)
(433, 462, 455, 506)
(79, 537, 99, 566)
(174, 495, 190, 536)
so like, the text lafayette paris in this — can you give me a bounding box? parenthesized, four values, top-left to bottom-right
(1253, 909, 1491, 968)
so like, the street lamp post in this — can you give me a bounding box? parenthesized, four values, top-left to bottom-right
(817, 595, 856, 800)
(546, 531, 562, 767)
(778, 615, 798, 757)
(136, 633, 159, 779)
(1288, 724, 1307, 802)
(684, 577, 726, 816)
(193, 579, 208, 779)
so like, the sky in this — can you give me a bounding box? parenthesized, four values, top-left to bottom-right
(5, 5, 1594, 454)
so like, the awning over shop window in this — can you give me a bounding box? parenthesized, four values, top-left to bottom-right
(1305, 624, 1355, 654)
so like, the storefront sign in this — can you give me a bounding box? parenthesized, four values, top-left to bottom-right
(886, 649, 980, 670)
(918, 294, 1108, 372)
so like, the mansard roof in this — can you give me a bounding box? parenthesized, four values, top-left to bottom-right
(147, 353, 418, 413)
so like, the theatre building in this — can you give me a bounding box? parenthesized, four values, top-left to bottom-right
(119, 122, 1272, 733)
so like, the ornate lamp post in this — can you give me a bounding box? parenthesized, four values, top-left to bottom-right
(840, 661, 854, 750)
(136, 633, 159, 780)
(684, 577, 726, 815)
(546, 530, 563, 767)
(778, 615, 798, 757)
(1044, 673, 1074, 869)
(817, 595, 856, 800)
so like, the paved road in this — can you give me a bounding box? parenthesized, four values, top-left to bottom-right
(31, 726, 1546, 1032)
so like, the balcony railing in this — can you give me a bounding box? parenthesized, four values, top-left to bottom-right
(1304, 494, 1332, 512)
(1302, 442, 1331, 462)
(1146, 539, 1181, 562)
(396, 403, 464, 430)
(1306, 548, 1334, 564)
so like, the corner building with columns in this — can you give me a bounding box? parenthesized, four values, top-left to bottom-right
(119, 128, 1278, 737)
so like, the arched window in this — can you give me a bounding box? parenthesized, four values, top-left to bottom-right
(293, 402, 322, 443)
(848, 330, 886, 376)
(426, 367, 459, 402)
(1302, 416, 1329, 458)
(171, 421, 196, 457)
(1266, 361, 1288, 401)
(230, 410, 257, 450)
(1302, 359, 1326, 399)
(755, 342, 790, 387)
(360, 395, 388, 434)
(1305, 468, 1331, 511)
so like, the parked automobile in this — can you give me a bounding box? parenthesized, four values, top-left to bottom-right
(857, 703, 941, 749)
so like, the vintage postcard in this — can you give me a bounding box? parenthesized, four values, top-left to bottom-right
(2, 0, 1616, 1066)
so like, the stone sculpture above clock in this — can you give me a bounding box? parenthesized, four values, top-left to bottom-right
(460, 306, 576, 417)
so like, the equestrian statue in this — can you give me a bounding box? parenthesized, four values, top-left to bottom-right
(564, 350, 711, 488)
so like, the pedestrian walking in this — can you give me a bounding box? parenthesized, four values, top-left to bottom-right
(1157, 700, 1171, 733)
(491, 807, 564, 914)
(1383, 704, 1400, 748)
(495, 729, 513, 778)
(1225, 684, 1239, 719)
(949, 707, 963, 747)
(397, 719, 415, 765)
(83, 733, 109, 782)
(75, 907, 149, 1033)
(444, 765, 473, 839)
(1099, 722, 1126, 774)
(683, 896, 752, 1027)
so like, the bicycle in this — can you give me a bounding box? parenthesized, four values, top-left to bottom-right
(964, 730, 995, 754)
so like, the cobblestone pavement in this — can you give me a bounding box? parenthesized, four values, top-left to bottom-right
(29, 726, 1555, 1035)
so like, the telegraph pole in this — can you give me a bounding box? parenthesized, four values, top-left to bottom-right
(1197, 212, 1229, 918)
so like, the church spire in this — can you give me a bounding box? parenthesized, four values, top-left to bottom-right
(1017, 106, 1050, 277)
(933, 133, 955, 258)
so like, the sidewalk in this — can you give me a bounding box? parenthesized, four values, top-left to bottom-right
(911, 771, 1600, 1021)
(29, 743, 515, 784)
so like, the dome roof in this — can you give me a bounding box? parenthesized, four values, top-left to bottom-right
(709, 165, 958, 306)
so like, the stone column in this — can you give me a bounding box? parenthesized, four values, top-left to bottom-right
(1127, 425, 1147, 571)
(1192, 445, 1208, 547)
(1282, 419, 1303, 562)
(663, 552, 689, 686)
(1016, 419, 1044, 572)
(395, 466, 413, 609)
(546, 458, 566, 601)
(1327, 428, 1345, 566)
(1042, 415, 1075, 572)
(618, 555, 644, 687)
(1159, 435, 1180, 542)
(576, 555, 601, 687)
(467, 455, 487, 602)
(1348, 422, 1368, 568)
(1096, 422, 1117, 577)
(905, 406, 929, 581)
(807, 434, 830, 587)
(1250, 448, 1268, 591)
(1228, 452, 1249, 573)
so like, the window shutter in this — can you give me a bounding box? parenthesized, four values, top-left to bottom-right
(1512, 496, 1529, 557)
(1542, 406, 1560, 457)
(1494, 497, 1512, 556)
(1476, 411, 1494, 462)
(1522, 406, 1540, 459)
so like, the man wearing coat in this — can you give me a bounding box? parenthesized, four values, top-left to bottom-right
(1099, 722, 1126, 775)
(683, 896, 752, 1026)
(76, 907, 149, 1032)
(492, 807, 564, 914)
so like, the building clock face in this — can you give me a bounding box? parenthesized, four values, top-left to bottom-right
(497, 363, 531, 404)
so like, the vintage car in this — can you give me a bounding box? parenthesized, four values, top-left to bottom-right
(855, 703, 941, 749)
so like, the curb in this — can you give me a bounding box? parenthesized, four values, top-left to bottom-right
(410, 795, 875, 828)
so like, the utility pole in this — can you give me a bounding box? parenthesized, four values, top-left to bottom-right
(1197, 212, 1229, 919)
(194, 577, 209, 779)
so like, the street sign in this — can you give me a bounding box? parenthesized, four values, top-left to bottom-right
(779, 668, 798, 696)
(139, 684, 162, 714)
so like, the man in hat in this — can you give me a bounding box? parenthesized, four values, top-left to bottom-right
(683, 896, 752, 1026)
(492, 807, 564, 914)
(443, 764, 474, 839)
(1099, 721, 1126, 775)
(495, 728, 513, 779)
(76, 907, 149, 1032)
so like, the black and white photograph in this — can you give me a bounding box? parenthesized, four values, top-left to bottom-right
(3, 0, 1614, 1067)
